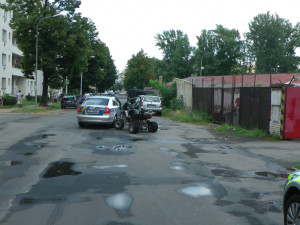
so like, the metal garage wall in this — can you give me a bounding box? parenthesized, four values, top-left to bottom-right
(239, 87, 271, 132)
(283, 87, 300, 139)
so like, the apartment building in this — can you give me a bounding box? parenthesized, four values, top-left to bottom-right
(0, 0, 43, 97)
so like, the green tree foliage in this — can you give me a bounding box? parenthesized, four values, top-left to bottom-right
(2, 0, 97, 106)
(196, 25, 243, 76)
(123, 50, 155, 90)
(149, 80, 177, 109)
(247, 12, 300, 73)
(68, 40, 117, 94)
(155, 30, 194, 82)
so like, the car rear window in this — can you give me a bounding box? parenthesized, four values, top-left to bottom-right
(144, 97, 160, 102)
(63, 96, 75, 100)
(83, 98, 109, 106)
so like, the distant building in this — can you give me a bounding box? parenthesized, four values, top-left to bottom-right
(0, 0, 43, 96)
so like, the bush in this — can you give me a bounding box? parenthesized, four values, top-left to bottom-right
(169, 95, 184, 110)
(2, 94, 17, 106)
(26, 94, 33, 101)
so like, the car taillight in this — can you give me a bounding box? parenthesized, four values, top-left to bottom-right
(74, 100, 77, 103)
(104, 107, 110, 114)
(160, 103, 162, 107)
(77, 106, 81, 113)
(140, 101, 143, 106)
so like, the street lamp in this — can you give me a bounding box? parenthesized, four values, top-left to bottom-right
(80, 56, 95, 96)
(200, 53, 213, 77)
(35, 14, 63, 109)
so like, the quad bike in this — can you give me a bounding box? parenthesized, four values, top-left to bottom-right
(114, 102, 158, 134)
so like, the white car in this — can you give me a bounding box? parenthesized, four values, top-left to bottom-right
(76, 96, 121, 127)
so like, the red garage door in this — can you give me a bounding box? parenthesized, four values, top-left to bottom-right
(284, 87, 300, 139)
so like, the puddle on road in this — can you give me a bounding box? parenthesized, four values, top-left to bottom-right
(170, 165, 189, 171)
(105, 193, 133, 218)
(170, 162, 190, 171)
(178, 186, 212, 198)
(0, 161, 22, 166)
(178, 179, 227, 199)
(43, 162, 81, 178)
(113, 145, 131, 151)
(91, 165, 128, 170)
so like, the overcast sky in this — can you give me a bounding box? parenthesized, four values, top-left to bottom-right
(78, 0, 300, 73)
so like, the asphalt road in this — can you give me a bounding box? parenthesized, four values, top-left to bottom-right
(0, 108, 299, 225)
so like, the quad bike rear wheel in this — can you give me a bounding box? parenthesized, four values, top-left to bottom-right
(148, 121, 158, 132)
(129, 122, 139, 134)
(115, 119, 125, 130)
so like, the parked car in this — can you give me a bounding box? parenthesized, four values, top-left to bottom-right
(127, 89, 155, 100)
(283, 170, 300, 225)
(132, 95, 162, 116)
(76, 96, 121, 127)
(61, 95, 77, 109)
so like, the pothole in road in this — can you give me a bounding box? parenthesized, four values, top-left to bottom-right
(160, 147, 179, 156)
(105, 193, 133, 218)
(255, 171, 289, 179)
(43, 162, 81, 178)
(0, 161, 22, 166)
(94, 145, 133, 155)
(40, 134, 56, 139)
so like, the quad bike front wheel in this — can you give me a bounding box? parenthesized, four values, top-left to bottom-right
(129, 122, 139, 134)
(115, 119, 125, 130)
(148, 121, 158, 132)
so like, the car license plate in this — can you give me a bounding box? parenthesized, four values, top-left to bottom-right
(66, 101, 71, 103)
(148, 104, 156, 107)
(87, 109, 98, 113)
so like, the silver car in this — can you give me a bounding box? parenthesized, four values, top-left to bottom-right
(136, 95, 162, 116)
(283, 170, 300, 225)
(76, 96, 121, 127)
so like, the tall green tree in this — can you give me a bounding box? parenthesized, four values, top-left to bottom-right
(2, 0, 96, 105)
(123, 50, 155, 90)
(247, 12, 300, 73)
(155, 30, 194, 82)
(196, 25, 243, 76)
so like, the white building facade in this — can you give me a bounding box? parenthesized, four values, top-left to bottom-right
(0, 0, 43, 97)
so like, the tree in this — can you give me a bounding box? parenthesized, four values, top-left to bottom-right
(195, 25, 243, 76)
(155, 30, 194, 82)
(67, 39, 117, 94)
(247, 12, 300, 73)
(123, 50, 155, 90)
(2, 0, 96, 106)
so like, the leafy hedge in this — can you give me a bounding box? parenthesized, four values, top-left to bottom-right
(2, 94, 17, 106)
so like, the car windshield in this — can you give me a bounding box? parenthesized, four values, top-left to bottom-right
(83, 98, 109, 106)
(143, 97, 160, 102)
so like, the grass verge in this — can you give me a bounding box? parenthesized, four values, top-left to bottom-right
(213, 123, 280, 140)
(163, 109, 213, 124)
(11, 103, 61, 113)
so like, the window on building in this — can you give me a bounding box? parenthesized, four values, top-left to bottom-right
(9, 32, 11, 40)
(2, 29, 7, 43)
(8, 78, 10, 86)
(1, 78, 6, 89)
(12, 32, 17, 46)
(2, 54, 7, 66)
(3, 10, 8, 21)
